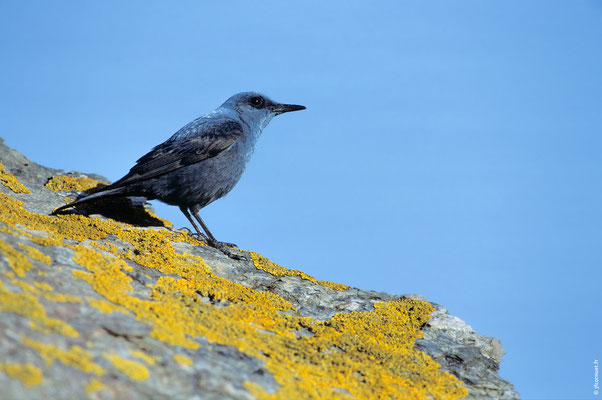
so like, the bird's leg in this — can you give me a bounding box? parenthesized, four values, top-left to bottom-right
(179, 206, 209, 242)
(189, 206, 237, 247)
(189, 206, 245, 260)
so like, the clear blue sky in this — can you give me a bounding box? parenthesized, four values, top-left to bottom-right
(1, 1, 601, 399)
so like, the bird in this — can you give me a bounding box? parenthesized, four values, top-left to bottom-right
(52, 92, 306, 259)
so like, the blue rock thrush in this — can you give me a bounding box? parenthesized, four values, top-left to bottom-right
(52, 92, 306, 259)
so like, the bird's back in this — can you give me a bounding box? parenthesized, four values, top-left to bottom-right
(109, 111, 259, 208)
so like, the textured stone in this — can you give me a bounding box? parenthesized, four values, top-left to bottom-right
(0, 138, 518, 399)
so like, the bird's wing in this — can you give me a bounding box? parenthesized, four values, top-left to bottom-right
(109, 120, 244, 188)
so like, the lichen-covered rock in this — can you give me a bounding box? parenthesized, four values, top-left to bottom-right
(0, 138, 518, 399)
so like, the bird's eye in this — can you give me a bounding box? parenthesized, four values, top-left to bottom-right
(249, 96, 265, 109)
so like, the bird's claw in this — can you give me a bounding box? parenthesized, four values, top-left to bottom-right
(217, 241, 238, 248)
(189, 232, 209, 242)
(207, 239, 247, 261)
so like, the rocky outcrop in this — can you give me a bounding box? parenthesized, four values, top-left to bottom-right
(0, 138, 518, 399)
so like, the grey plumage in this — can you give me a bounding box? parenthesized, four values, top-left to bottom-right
(52, 92, 305, 258)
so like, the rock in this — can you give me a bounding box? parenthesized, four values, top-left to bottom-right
(0, 138, 518, 399)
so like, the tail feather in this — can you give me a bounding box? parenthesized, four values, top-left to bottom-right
(51, 186, 127, 215)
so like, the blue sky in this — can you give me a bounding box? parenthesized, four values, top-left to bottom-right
(1, 1, 601, 398)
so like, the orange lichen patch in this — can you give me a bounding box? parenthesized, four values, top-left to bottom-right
(145, 209, 173, 228)
(0, 163, 31, 193)
(130, 350, 158, 366)
(33, 282, 53, 291)
(103, 353, 149, 381)
(72, 246, 134, 294)
(73, 247, 465, 399)
(2, 271, 15, 279)
(317, 280, 350, 291)
(0, 238, 33, 277)
(10, 279, 82, 303)
(0, 362, 43, 387)
(87, 297, 129, 314)
(45, 175, 102, 193)
(0, 193, 187, 247)
(0, 281, 78, 337)
(0, 189, 467, 399)
(22, 337, 104, 375)
(172, 354, 193, 366)
(245, 300, 466, 400)
(249, 251, 349, 291)
(0, 194, 105, 243)
(28, 231, 64, 247)
(85, 377, 105, 393)
(249, 251, 316, 283)
(18, 243, 51, 265)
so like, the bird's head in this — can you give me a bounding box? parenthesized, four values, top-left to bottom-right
(220, 92, 306, 130)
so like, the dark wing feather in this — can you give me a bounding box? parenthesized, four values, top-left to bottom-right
(109, 120, 243, 188)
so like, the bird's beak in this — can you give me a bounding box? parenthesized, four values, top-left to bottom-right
(270, 103, 306, 115)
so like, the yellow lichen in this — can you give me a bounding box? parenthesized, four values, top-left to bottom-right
(33, 282, 53, 291)
(0, 281, 78, 337)
(249, 251, 349, 290)
(0, 362, 43, 387)
(23, 337, 104, 375)
(103, 353, 149, 381)
(3, 271, 15, 279)
(85, 377, 105, 393)
(145, 209, 173, 228)
(245, 300, 466, 400)
(0, 238, 33, 277)
(10, 278, 82, 303)
(45, 175, 102, 193)
(172, 354, 193, 366)
(317, 280, 350, 291)
(87, 297, 129, 314)
(0, 184, 467, 399)
(130, 350, 158, 365)
(18, 242, 51, 265)
(0, 163, 31, 193)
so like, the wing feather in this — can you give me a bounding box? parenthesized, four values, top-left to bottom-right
(109, 120, 243, 188)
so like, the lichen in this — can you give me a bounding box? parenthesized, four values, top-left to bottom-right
(10, 278, 82, 303)
(130, 350, 158, 365)
(45, 175, 102, 193)
(85, 377, 105, 393)
(0, 163, 31, 193)
(18, 243, 51, 265)
(249, 251, 350, 291)
(103, 353, 149, 381)
(0, 362, 43, 387)
(0, 238, 32, 277)
(87, 297, 129, 314)
(33, 282, 53, 291)
(0, 185, 468, 399)
(0, 281, 78, 337)
(23, 337, 104, 375)
(317, 280, 350, 291)
(173, 354, 193, 366)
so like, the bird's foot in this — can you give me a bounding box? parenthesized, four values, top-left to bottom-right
(184, 230, 239, 253)
(173, 226, 205, 239)
(207, 239, 247, 261)
(216, 240, 238, 248)
(189, 232, 209, 242)
(178, 227, 192, 234)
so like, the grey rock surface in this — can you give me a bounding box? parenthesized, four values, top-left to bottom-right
(0, 138, 518, 399)
(414, 304, 519, 400)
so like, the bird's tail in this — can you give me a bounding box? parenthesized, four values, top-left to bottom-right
(51, 186, 127, 215)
